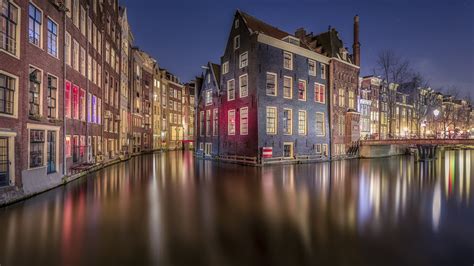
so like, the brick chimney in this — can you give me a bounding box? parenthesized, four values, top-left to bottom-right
(353, 15, 360, 66)
(295, 27, 306, 40)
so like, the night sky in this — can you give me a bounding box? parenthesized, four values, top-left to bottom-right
(121, 0, 473, 98)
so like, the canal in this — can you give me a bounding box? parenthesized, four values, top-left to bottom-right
(0, 151, 473, 266)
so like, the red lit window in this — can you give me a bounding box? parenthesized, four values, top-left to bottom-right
(65, 81, 71, 118)
(73, 85, 79, 119)
(315, 83, 325, 104)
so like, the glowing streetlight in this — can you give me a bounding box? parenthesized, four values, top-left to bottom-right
(433, 109, 440, 117)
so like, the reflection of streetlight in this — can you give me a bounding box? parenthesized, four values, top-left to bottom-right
(404, 127, 409, 138)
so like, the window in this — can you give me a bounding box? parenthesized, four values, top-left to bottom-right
(28, 3, 42, 46)
(80, 6, 85, 36)
(316, 112, 326, 136)
(65, 81, 71, 118)
(46, 131, 56, 174)
(73, 0, 79, 27)
(283, 76, 292, 99)
(205, 90, 212, 106)
(80, 46, 86, 76)
(87, 92, 91, 122)
(47, 18, 58, 57)
(240, 107, 248, 135)
(283, 109, 292, 135)
(239, 74, 248, 98)
(29, 67, 41, 116)
(73, 40, 79, 71)
(298, 80, 306, 101)
(308, 59, 316, 76)
(72, 85, 79, 119)
(65, 32, 71, 65)
(213, 108, 218, 136)
(65, 135, 71, 157)
(222, 61, 229, 74)
(321, 64, 326, 79)
(199, 111, 204, 136)
(228, 109, 236, 135)
(314, 83, 325, 104)
(234, 35, 240, 49)
(92, 95, 97, 123)
(80, 89, 86, 121)
(339, 88, 345, 107)
(298, 111, 306, 135)
(206, 110, 211, 136)
(30, 130, 44, 168)
(239, 51, 248, 68)
(0, 0, 19, 55)
(0, 73, 15, 115)
(283, 52, 293, 70)
(227, 79, 235, 101)
(234, 19, 239, 29)
(266, 73, 277, 96)
(349, 90, 355, 109)
(266, 107, 277, 135)
(47, 75, 57, 119)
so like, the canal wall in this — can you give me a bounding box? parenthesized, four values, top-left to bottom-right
(0, 151, 159, 208)
(359, 144, 410, 158)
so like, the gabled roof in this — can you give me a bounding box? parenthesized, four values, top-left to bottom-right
(311, 29, 354, 64)
(210, 63, 221, 86)
(238, 10, 290, 40)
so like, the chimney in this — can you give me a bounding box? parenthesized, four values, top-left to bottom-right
(353, 15, 361, 66)
(295, 28, 306, 40)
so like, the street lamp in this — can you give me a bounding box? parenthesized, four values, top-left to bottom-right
(421, 121, 427, 138)
(433, 109, 440, 138)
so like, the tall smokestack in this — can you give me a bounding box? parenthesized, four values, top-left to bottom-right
(353, 15, 360, 66)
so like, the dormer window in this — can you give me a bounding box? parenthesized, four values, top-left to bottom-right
(234, 35, 240, 50)
(234, 19, 239, 29)
(282, 36, 300, 46)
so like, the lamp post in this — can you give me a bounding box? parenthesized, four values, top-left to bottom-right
(433, 109, 440, 138)
(421, 120, 427, 138)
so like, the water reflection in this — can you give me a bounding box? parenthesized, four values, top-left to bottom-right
(0, 151, 473, 265)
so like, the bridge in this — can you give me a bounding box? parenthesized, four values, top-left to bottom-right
(359, 138, 474, 160)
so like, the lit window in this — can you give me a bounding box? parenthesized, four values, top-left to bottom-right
(283, 76, 292, 99)
(80, 89, 86, 121)
(266, 107, 277, 135)
(227, 79, 235, 101)
(316, 112, 326, 136)
(199, 111, 204, 136)
(72, 85, 79, 119)
(339, 88, 345, 107)
(283, 109, 292, 135)
(65, 135, 71, 157)
(28, 3, 42, 46)
(266, 73, 277, 96)
(205, 90, 212, 105)
(240, 107, 248, 135)
(206, 110, 211, 136)
(349, 90, 355, 109)
(65, 81, 72, 118)
(65, 32, 72, 65)
(228, 109, 236, 135)
(314, 83, 325, 104)
(298, 111, 307, 135)
(298, 80, 307, 101)
(239, 74, 248, 98)
(283, 52, 293, 70)
(308, 59, 316, 76)
(213, 108, 218, 136)
(222, 61, 229, 74)
(73, 40, 79, 71)
(239, 52, 248, 68)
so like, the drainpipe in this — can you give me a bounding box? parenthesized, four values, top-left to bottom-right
(85, 4, 90, 163)
(61, 3, 68, 176)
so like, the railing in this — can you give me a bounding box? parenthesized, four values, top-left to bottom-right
(218, 155, 257, 164)
(361, 138, 474, 146)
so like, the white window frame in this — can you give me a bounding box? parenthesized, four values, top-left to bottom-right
(315, 112, 326, 136)
(298, 110, 307, 136)
(0, 70, 19, 119)
(266, 106, 277, 135)
(240, 107, 248, 135)
(298, 79, 307, 101)
(239, 51, 248, 69)
(283, 76, 293, 99)
(234, 35, 240, 49)
(266, 72, 277, 97)
(227, 79, 235, 101)
(228, 109, 236, 135)
(321, 64, 326, 79)
(222, 61, 229, 74)
(239, 74, 248, 98)
(283, 51, 293, 70)
(283, 108, 293, 135)
(308, 59, 316, 76)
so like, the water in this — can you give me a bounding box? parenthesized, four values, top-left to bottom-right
(0, 151, 473, 266)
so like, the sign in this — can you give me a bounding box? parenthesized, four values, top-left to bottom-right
(262, 147, 273, 158)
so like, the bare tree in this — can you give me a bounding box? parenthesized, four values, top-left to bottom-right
(374, 49, 412, 136)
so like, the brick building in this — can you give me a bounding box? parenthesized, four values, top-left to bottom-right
(182, 80, 196, 150)
(160, 69, 184, 150)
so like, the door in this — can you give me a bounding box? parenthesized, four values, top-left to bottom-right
(283, 142, 293, 158)
(205, 143, 212, 156)
(0, 137, 9, 186)
(47, 131, 56, 174)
